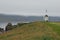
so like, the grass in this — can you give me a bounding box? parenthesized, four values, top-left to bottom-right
(46, 22, 60, 35)
(0, 21, 60, 40)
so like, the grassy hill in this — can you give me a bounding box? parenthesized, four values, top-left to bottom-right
(0, 22, 60, 40)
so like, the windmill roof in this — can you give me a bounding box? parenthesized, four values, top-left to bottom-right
(45, 15, 48, 17)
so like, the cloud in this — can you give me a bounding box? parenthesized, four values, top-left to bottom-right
(0, 0, 60, 16)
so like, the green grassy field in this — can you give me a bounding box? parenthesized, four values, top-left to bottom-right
(0, 21, 60, 40)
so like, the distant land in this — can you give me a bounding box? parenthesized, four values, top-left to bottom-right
(0, 14, 60, 22)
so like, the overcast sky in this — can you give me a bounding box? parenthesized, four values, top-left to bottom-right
(0, 0, 60, 16)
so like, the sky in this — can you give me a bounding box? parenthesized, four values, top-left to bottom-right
(0, 0, 60, 16)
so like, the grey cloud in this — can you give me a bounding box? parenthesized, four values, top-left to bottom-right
(0, 0, 60, 16)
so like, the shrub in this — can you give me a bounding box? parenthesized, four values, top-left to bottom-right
(0, 28, 4, 32)
(5, 23, 13, 31)
(17, 23, 28, 27)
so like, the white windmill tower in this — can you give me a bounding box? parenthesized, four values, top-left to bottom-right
(44, 10, 49, 22)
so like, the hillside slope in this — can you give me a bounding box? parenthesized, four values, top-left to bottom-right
(0, 22, 60, 40)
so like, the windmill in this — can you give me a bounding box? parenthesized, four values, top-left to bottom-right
(44, 10, 49, 22)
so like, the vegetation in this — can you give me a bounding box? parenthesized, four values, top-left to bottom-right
(0, 21, 60, 40)
(5, 23, 13, 31)
(17, 23, 28, 27)
(0, 28, 4, 32)
(46, 22, 60, 35)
